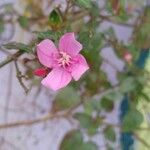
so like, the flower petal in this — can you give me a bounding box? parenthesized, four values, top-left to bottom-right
(59, 32, 82, 56)
(41, 68, 72, 91)
(71, 54, 89, 81)
(37, 39, 58, 68)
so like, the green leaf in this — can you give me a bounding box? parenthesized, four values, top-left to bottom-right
(60, 130, 83, 150)
(87, 120, 100, 135)
(74, 113, 101, 135)
(53, 87, 81, 111)
(104, 90, 123, 101)
(105, 1, 113, 13)
(0, 19, 5, 34)
(49, 9, 62, 25)
(100, 98, 114, 112)
(126, 44, 139, 60)
(60, 130, 98, 150)
(3, 42, 32, 53)
(104, 125, 116, 142)
(74, 113, 92, 129)
(18, 16, 29, 29)
(120, 77, 137, 93)
(79, 32, 102, 71)
(80, 142, 98, 150)
(140, 92, 150, 102)
(132, 8, 150, 48)
(107, 145, 114, 150)
(76, 0, 92, 8)
(34, 30, 62, 41)
(115, 9, 130, 22)
(3, 4, 14, 14)
(84, 99, 101, 115)
(122, 109, 144, 132)
(90, 1, 100, 17)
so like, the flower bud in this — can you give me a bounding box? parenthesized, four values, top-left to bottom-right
(124, 51, 132, 63)
(33, 68, 49, 77)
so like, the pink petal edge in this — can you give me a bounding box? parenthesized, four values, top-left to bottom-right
(59, 32, 82, 56)
(71, 54, 89, 81)
(41, 68, 72, 91)
(37, 39, 58, 68)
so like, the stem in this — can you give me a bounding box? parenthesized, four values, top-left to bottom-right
(134, 133, 150, 149)
(0, 51, 22, 68)
(0, 113, 64, 129)
(99, 14, 134, 28)
(0, 86, 120, 129)
(14, 60, 29, 93)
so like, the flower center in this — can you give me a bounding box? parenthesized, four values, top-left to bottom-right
(57, 52, 71, 68)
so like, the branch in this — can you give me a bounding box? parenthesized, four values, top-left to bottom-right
(134, 133, 150, 149)
(0, 51, 22, 68)
(99, 14, 134, 28)
(14, 60, 29, 93)
(0, 113, 65, 129)
(0, 86, 120, 129)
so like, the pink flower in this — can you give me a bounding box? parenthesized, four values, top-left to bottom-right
(36, 32, 89, 91)
(124, 51, 132, 63)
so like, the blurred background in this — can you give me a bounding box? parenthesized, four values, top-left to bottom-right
(0, 0, 150, 150)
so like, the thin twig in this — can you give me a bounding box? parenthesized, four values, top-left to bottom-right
(0, 86, 120, 129)
(99, 14, 134, 28)
(14, 60, 29, 93)
(4, 64, 13, 123)
(0, 113, 64, 129)
(134, 133, 150, 149)
(0, 51, 22, 68)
